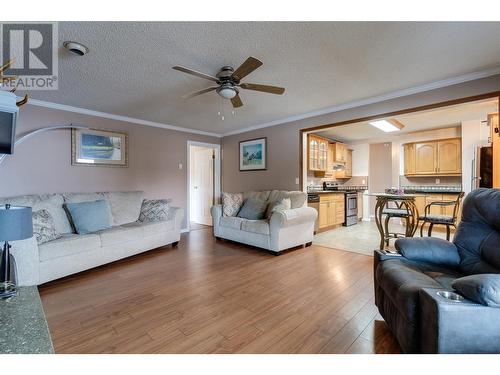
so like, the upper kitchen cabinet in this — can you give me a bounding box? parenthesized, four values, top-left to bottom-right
(332, 142, 348, 163)
(335, 149, 352, 178)
(308, 134, 328, 172)
(403, 143, 416, 175)
(404, 137, 461, 176)
(437, 138, 461, 174)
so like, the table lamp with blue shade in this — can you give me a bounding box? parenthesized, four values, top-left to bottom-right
(0, 204, 33, 299)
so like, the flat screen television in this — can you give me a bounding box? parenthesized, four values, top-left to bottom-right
(0, 110, 16, 155)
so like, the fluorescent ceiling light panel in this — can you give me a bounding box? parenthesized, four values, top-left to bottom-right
(369, 119, 404, 132)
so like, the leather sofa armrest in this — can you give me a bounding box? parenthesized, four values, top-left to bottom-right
(419, 288, 500, 353)
(395, 237, 461, 267)
(269, 206, 318, 229)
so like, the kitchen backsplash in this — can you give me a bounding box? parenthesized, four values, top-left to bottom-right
(307, 174, 369, 188)
(399, 175, 462, 188)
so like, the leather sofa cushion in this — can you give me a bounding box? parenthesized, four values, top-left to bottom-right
(452, 274, 500, 308)
(377, 259, 463, 322)
(39, 233, 101, 262)
(241, 220, 270, 235)
(220, 216, 245, 230)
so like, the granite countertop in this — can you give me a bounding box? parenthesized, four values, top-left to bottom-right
(0, 286, 54, 354)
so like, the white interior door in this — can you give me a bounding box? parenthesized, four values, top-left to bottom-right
(190, 146, 214, 226)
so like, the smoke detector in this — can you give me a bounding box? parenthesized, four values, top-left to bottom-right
(63, 41, 89, 56)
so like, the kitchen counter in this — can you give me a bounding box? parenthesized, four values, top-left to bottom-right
(403, 189, 462, 194)
(0, 286, 54, 354)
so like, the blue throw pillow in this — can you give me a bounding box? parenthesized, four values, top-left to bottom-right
(65, 199, 112, 235)
(452, 274, 500, 308)
(237, 198, 268, 220)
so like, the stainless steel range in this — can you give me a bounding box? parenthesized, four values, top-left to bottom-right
(322, 181, 359, 226)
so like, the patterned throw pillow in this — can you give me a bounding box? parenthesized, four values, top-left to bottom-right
(32, 209, 62, 245)
(139, 199, 171, 222)
(266, 198, 292, 219)
(222, 192, 243, 217)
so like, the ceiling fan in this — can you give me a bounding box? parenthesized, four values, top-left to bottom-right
(172, 57, 285, 108)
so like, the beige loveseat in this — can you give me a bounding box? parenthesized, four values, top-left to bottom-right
(211, 190, 317, 254)
(1, 191, 183, 286)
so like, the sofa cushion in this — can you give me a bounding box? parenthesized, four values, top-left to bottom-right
(241, 220, 270, 235)
(243, 190, 271, 202)
(237, 198, 268, 220)
(98, 224, 144, 247)
(139, 199, 171, 222)
(266, 198, 291, 219)
(104, 191, 144, 226)
(63, 192, 105, 203)
(376, 259, 463, 322)
(268, 190, 306, 209)
(138, 220, 175, 237)
(222, 192, 243, 217)
(32, 209, 62, 245)
(452, 274, 500, 308)
(220, 216, 245, 230)
(39, 233, 101, 262)
(0, 194, 73, 234)
(65, 200, 113, 235)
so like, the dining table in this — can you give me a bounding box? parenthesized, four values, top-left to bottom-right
(369, 192, 420, 250)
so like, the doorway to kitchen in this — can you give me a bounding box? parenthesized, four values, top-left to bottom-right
(187, 141, 221, 230)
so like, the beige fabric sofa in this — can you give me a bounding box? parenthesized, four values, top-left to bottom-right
(1, 191, 183, 286)
(211, 190, 317, 253)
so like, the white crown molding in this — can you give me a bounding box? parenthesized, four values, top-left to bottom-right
(20, 65, 500, 139)
(221, 65, 500, 137)
(24, 98, 222, 138)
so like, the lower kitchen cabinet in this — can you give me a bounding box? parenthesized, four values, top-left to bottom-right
(318, 193, 345, 230)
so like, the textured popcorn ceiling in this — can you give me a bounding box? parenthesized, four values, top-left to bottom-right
(23, 22, 500, 135)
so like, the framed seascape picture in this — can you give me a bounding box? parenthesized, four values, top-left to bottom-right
(239, 137, 267, 171)
(72, 128, 128, 167)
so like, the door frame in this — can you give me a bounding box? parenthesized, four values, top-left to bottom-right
(187, 141, 221, 231)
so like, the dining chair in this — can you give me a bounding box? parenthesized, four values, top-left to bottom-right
(419, 192, 465, 241)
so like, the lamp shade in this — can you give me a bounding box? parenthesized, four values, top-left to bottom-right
(0, 205, 33, 241)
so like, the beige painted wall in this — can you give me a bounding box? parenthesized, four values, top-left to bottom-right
(222, 74, 500, 193)
(0, 105, 220, 229)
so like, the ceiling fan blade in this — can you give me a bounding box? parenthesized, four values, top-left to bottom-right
(231, 57, 263, 81)
(231, 95, 243, 108)
(239, 83, 285, 95)
(172, 66, 219, 83)
(182, 86, 218, 99)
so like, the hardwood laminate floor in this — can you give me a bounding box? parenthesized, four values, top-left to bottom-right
(39, 228, 401, 354)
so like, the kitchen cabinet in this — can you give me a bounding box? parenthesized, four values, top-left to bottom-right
(437, 138, 461, 174)
(308, 134, 328, 172)
(415, 141, 438, 175)
(335, 149, 352, 178)
(332, 142, 348, 163)
(403, 143, 416, 175)
(318, 193, 345, 230)
(404, 137, 461, 176)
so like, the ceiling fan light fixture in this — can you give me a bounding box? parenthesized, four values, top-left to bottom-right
(217, 86, 237, 99)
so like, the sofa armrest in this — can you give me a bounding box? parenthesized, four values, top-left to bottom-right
(395, 237, 460, 267)
(211, 205, 223, 219)
(10, 236, 40, 286)
(269, 206, 318, 229)
(167, 206, 184, 231)
(419, 288, 500, 353)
